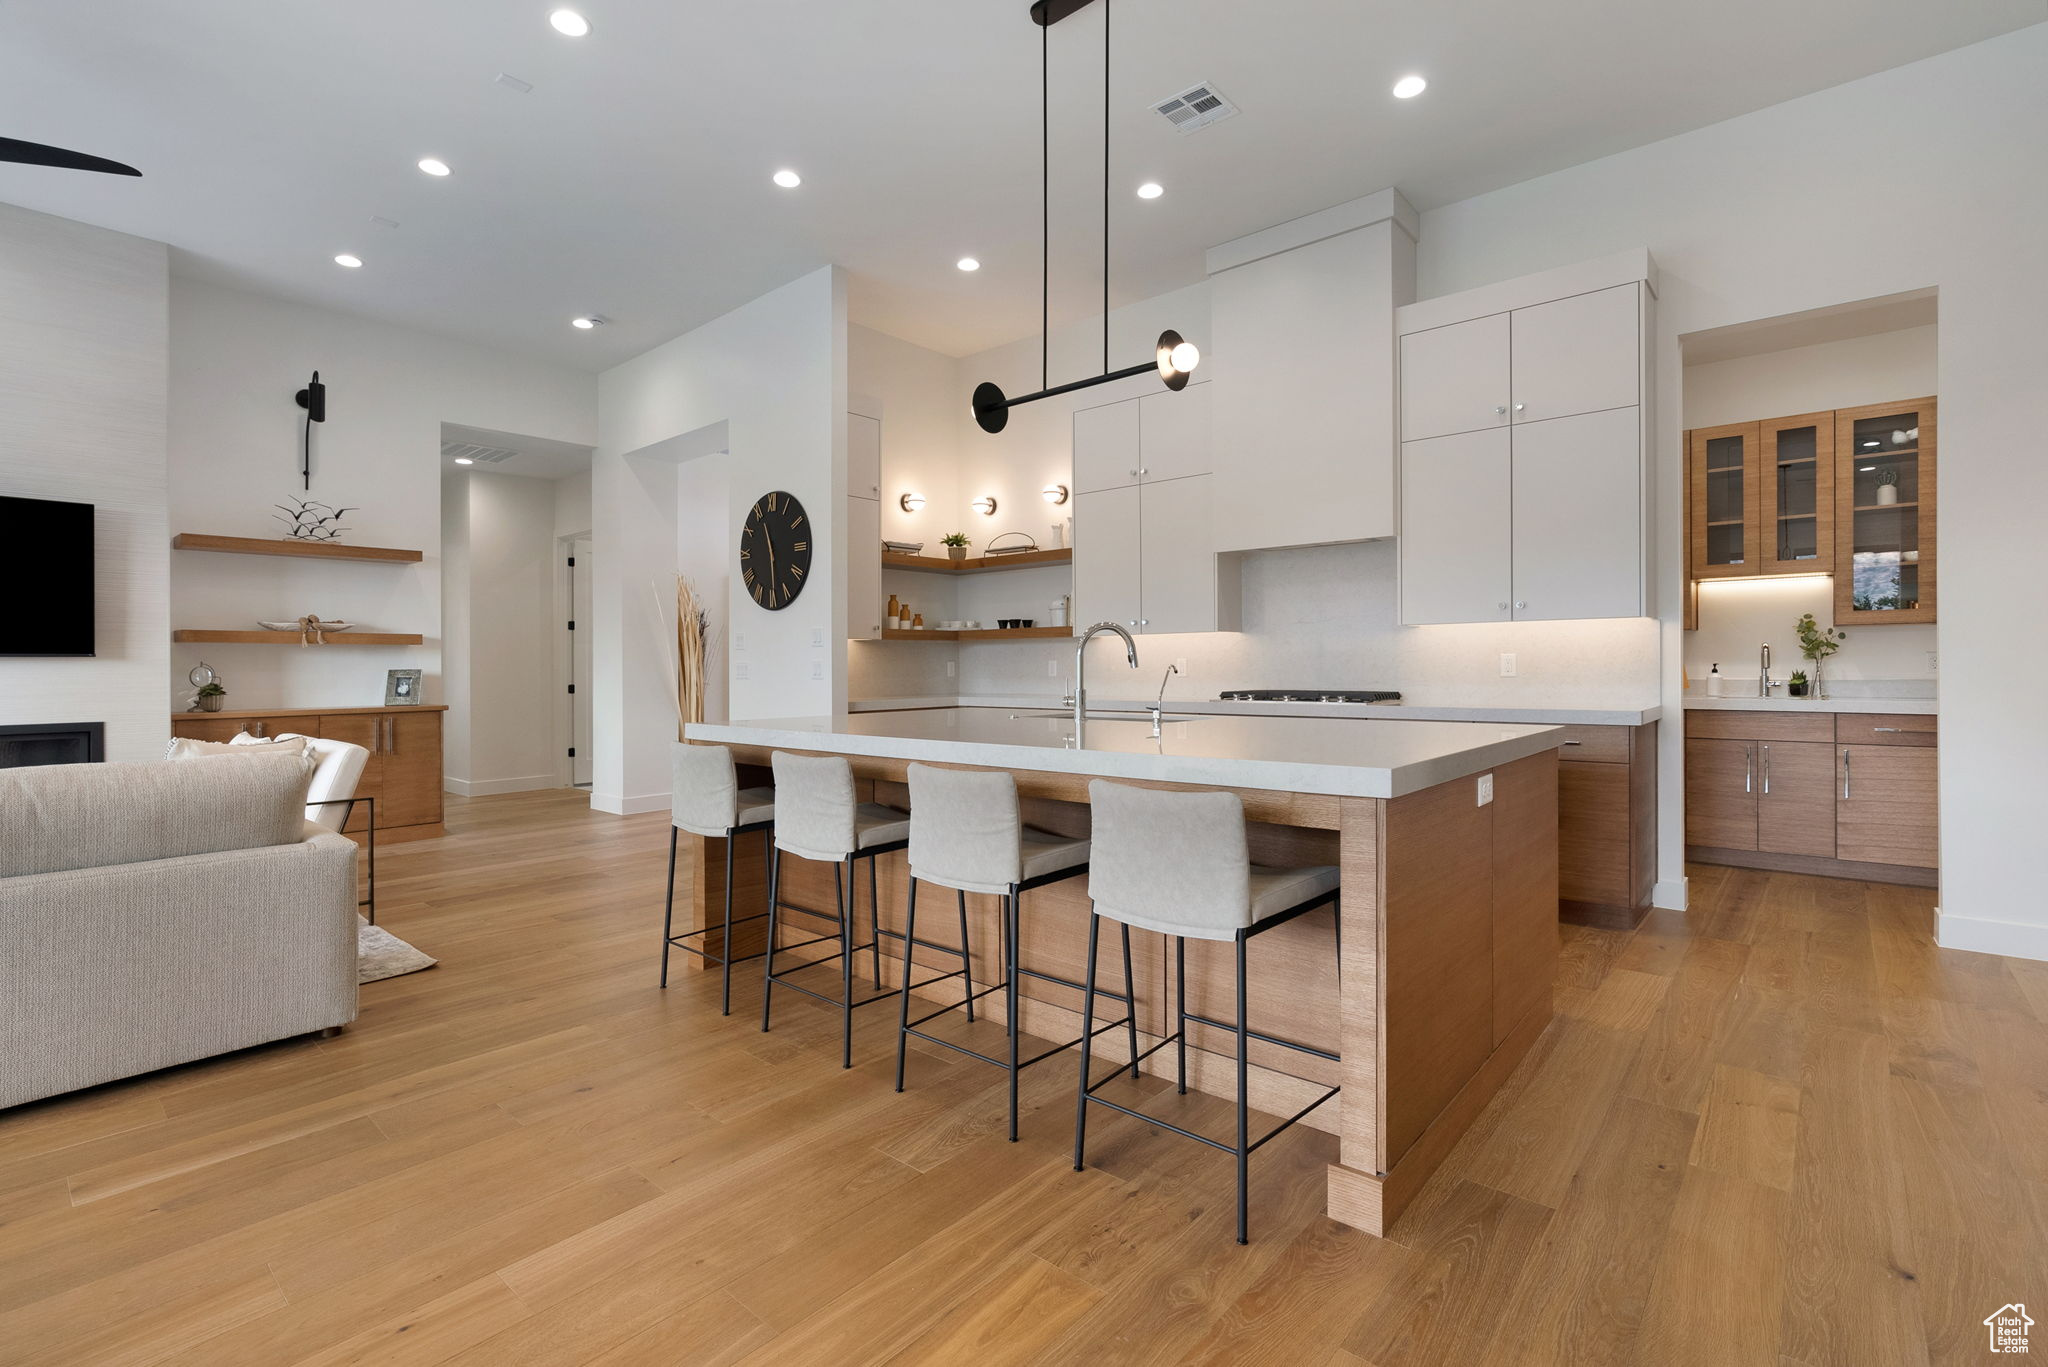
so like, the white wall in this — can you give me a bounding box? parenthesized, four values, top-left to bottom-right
(592, 266, 844, 814)
(167, 278, 596, 714)
(1682, 323, 1939, 690)
(0, 204, 168, 763)
(1415, 24, 2048, 957)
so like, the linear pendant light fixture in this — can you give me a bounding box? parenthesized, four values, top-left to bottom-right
(971, 0, 1199, 435)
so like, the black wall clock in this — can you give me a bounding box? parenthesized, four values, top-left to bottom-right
(739, 490, 811, 611)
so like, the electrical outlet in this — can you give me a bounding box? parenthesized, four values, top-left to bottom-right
(945, 660, 956, 678)
(1046, 659, 1059, 678)
(1477, 773, 1494, 806)
(1499, 653, 1517, 677)
(1926, 650, 1939, 673)
(1174, 657, 1188, 673)
(811, 660, 823, 680)
(735, 662, 750, 681)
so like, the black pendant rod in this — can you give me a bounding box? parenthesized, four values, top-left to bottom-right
(1042, 17, 1049, 393)
(1102, 0, 1110, 377)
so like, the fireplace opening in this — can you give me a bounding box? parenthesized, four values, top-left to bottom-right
(0, 722, 106, 769)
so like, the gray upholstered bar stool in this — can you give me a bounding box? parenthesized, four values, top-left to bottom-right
(1073, 779, 1343, 1245)
(892, 762, 1138, 1142)
(662, 742, 775, 1014)
(762, 751, 946, 1069)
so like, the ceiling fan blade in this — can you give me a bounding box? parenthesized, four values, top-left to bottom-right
(0, 136, 141, 177)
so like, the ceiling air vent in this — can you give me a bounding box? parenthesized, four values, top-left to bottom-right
(1152, 81, 1238, 135)
(440, 440, 521, 464)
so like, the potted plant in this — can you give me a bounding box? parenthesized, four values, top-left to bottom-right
(195, 681, 228, 713)
(940, 532, 971, 562)
(1794, 612, 1845, 700)
(1788, 670, 1810, 698)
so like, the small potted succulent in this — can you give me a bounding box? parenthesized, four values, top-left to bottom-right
(940, 532, 971, 562)
(1788, 670, 1810, 698)
(195, 681, 228, 713)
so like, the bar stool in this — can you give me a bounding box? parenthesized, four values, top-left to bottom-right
(892, 763, 1139, 1142)
(761, 751, 959, 1069)
(661, 742, 776, 1014)
(1073, 780, 1342, 1245)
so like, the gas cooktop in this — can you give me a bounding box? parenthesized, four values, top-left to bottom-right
(1218, 689, 1402, 704)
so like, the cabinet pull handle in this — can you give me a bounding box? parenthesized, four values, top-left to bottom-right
(1562, 740, 1582, 746)
(1494, 405, 1508, 416)
(1842, 748, 1852, 799)
(1498, 601, 1509, 611)
(1513, 403, 1526, 413)
(1745, 744, 1753, 794)
(1871, 727, 1908, 733)
(1515, 601, 1528, 610)
(1762, 743, 1771, 795)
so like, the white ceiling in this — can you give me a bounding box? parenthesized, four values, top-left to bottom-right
(441, 423, 593, 480)
(3, 2, 2039, 370)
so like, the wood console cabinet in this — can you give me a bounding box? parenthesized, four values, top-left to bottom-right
(169, 705, 446, 843)
(1684, 709, 1935, 885)
(1555, 722, 1658, 929)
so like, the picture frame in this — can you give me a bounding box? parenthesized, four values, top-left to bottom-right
(384, 668, 423, 706)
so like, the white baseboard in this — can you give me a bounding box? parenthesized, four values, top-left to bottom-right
(1651, 877, 1689, 912)
(443, 774, 560, 798)
(1936, 909, 2048, 963)
(590, 790, 670, 816)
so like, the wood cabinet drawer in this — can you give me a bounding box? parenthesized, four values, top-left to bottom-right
(1551, 725, 1629, 764)
(1835, 714, 1936, 747)
(1685, 710, 1834, 744)
(1559, 762, 1631, 905)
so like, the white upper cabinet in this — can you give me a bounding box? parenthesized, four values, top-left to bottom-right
(1074, 485, 1141, 630)
(846, 490, 882, 640)
(848, 412, 881, 500)
(1073, 398, 1142, 494)
(1137, 382, 1211, 484)
(1509, 406, 1644, 620)
(1399, 428, 1513, 625)
(1136, 474, 1216, 634)
(1509, 285, 1639, 424)
(1399, 312, 1510, 443)
(1396, 252, 1655, 624)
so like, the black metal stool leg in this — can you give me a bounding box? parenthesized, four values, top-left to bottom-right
(1120, 922, 1140, 1081)
(1005, 887, 1020, 1141)
(660, 825, 678, 989)
(958, 888, 976, 1024)
(719, 831, 737, 1015)
(1174, 935, 1187, 1093)
(1072, 910, 1102, 1172)
(1235, 930, 1250, 1246)
(868, 855, 884, 990)
(759, 847, 782, 1032)
(840, 857, 855, 1069)
(895, 875, 920, 1092)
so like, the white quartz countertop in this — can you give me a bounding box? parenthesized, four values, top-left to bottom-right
(848, 694, 1662, 727)
(1683, 695, 1937, 715)
(689, 708, 1568, 799)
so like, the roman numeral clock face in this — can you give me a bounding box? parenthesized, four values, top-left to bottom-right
(739, 490, 810, 611)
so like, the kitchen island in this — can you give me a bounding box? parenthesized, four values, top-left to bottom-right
(680, 708, 1564, 1236)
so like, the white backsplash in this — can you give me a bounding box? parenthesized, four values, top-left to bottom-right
(855, 539, 1661, 708)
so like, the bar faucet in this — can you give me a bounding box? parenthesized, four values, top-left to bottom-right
(1149, 663, 1180, 737)
(1760, 642, 1772, 697)
(1071, 622, 1139, 741)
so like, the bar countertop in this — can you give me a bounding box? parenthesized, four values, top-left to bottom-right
(686, 707, 1564, 799)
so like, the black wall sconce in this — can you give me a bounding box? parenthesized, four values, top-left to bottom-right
(295, 370, 327, 490)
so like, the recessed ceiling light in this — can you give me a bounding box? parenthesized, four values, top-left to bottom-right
(453, 456, 475, 465)
(418, 157, 451, 177)
(1136, 182, 1164, 200)
(1392, 74, 1428, 99)
(772, 168, 802, 189)
(548, 9, 590, 37)
(572, 315, 606, 330)
(956, 257, 980, 272)
(334, 253, 363, 268)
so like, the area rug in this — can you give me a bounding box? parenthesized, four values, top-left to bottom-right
(357, 916, 437, 983)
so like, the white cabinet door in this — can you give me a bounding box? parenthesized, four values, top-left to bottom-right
(1399, 427, 1513, 625)
(1073, 398, 1140, 495)
(1137, 474, 1215, 634)
(1400, 312, 1509, 443)
(846, 494, 881, 639)
(1138, 381, 1211, 484)
(1074, 485, 1141, 630)
(1509, 407, 1642, 620)
(1509, 284, 1639, 425)
(848, 413, 881, 500)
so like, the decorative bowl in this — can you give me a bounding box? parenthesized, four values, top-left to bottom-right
(259, 620, 357, 632)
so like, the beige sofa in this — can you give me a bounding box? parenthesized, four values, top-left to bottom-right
(0, 753, 359, 1110)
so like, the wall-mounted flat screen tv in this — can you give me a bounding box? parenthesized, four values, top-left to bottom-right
(1, 496, 95, 656)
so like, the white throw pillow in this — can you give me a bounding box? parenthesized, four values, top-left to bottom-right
(164, 734, 311, 761)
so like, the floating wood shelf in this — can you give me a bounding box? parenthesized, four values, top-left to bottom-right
(881, 626, 1074, 643)
(172, 533, 424, 564)
(173, 630, 425, 646)
(881, 548, 1072, 575)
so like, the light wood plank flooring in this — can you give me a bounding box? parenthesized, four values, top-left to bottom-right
(3, 788, 2043, 1365)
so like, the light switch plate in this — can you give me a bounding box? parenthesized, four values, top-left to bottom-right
(811, 660, 823, 680)
(1926, 650, 1939, 672)
(734, 633, 746, 652)
(945, 660, 956, 678)
(1046, 659, 1059, 677)
(1477, 773, 1494, 806)
(735, 662, 750, 681)
(811, 628, 823, 648)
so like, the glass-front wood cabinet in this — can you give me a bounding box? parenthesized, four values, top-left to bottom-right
(1761, 411, 1833, 575)
(1834, 397, 1936, 624)
(1687, 421, 1760, 578)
